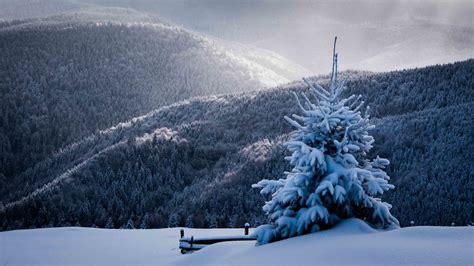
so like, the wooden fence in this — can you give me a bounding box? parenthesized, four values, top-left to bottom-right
(179, 223, 256, 254)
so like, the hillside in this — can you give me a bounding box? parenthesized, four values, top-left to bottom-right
(1, 60, 472, 231)
(0, 9, 305, 180)
(4, 0, 472, 75)
(87, 0, 474, 74)
(1, 219, 472, 265)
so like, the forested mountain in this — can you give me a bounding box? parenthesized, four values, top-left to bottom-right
(1, 60, 472, 231)
(77, 0, 474, 74)
(0, 9, 304, 180)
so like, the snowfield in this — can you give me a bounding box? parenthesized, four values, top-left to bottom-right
(1, 219, 472, 265)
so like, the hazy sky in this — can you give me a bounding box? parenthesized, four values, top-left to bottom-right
(78, 0, 473, 74)
(1, 0, 472, 74)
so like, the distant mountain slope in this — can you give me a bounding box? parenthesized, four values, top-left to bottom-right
(2, 0, 473, 74)
(91, 0, 473, 74)
(1, 60, 472, 230)
(0, 9, 304, 179)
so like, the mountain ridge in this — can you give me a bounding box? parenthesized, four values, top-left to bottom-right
(0, 8, 306, 181)
(1, 59, 472, 230)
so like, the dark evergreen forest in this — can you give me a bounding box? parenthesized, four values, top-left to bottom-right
(1, 59, 472, 231)
(0, 15, 272, 181)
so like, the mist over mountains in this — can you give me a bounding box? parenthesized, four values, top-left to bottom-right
(1, 60, 472, 230)
(0, 8, 304, 180)
(77, 0, 474, 74)
(1, 0, 472, 74)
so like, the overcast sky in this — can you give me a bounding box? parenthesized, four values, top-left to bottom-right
(2, 0, 472, 74)
(79, 0, 473, 73)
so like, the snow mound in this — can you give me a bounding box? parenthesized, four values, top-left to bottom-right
(324, 217, 379, 235)
(179, 219, 472, 266)
(1, 219, 472, 265)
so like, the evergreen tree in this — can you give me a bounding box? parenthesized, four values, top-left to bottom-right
(168, 214, 180, 228)
(140, 213, 150, 229)
(205, 213, 218, 228)
(185, 215, 194, 228)
(227, 214, 238, 228)
(125, 218, 135, 229)
(252, 37, 399, 244)
(105, 217, 114, 229)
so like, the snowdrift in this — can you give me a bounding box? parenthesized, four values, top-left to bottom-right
(1, 219, 472, 265)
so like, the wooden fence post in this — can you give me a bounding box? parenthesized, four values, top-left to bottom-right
(180, 229, 184, 238)
(244, 223, 250, 235)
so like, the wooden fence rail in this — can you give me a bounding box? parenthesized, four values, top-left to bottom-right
(179, 223, 256, 254)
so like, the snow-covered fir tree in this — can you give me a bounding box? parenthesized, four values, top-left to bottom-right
(105, 217, 114, 229)
(140, 213, 150, 229)
(205, 213, 218, 229)
(252, 37, 399, 245)
(124, 218, 135, 229)
(168, 213, 180, 228)
(185, 215, 194, 228)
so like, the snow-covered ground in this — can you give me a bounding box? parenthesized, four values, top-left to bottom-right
(1, 219, 472, 265)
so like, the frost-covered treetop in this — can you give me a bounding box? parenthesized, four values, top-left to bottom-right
(252, 37, 398, 245)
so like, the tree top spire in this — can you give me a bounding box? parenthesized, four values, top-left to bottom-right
(330, 36, 338, 95)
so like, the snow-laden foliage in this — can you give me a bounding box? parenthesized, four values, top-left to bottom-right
(252, 40, 399, 244)
(0, 10, 298, 179)
(1, 60, 472, 231)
